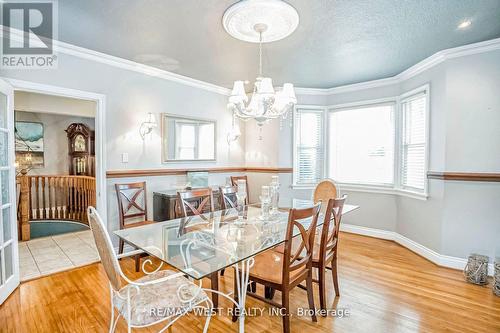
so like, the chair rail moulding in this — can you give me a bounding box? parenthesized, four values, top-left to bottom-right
(106, 167, 293, 178)
(427, 171, 500, 182)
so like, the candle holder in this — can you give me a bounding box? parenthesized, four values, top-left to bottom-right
(464, 253, 489, 285)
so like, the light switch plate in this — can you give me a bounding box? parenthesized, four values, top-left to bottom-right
(121, 153, 129, 163)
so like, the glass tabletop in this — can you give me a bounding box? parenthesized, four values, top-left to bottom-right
(114, 197, 359, 280)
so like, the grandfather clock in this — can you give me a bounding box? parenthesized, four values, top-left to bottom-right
(66, 123, 95, 176)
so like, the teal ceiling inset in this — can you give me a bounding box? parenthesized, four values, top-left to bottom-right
(57, 0, 500, 89)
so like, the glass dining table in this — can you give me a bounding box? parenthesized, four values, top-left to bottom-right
(115, 197, 359, 333)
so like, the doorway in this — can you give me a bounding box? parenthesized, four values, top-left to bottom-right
(15, 91, 100, 280)
(0, 78, 106, 304)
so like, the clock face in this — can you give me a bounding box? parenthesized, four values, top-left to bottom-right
(74, 134, 86, 152)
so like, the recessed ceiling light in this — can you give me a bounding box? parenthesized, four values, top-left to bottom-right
(458, 20, 472, 30)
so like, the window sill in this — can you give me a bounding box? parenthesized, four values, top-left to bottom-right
(396, 189, 428, 200)
(291, 183, 428, 200)
(291, 184, 317, 190)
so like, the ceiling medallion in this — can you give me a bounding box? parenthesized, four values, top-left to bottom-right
(223, 0, 299, 43)
(223, 0, 299, 130)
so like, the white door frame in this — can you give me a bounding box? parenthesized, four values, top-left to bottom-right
(0, 78, 18, 304)
(4, 78, 107, 223)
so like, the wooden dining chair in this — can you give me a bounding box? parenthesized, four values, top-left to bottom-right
(313, 178, 337, 207)
(272, 182, 347, 311)
(176, 188, 220, 308)
(233, 203, 321, 333)
(115, 182, 154, 271)
(219, 186, 238, 210)
(176, 188, 215, 218)
(313, 195, 346, 311)
(230, 175, 249, 204)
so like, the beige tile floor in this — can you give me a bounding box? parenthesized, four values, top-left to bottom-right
(19, 230, 99, 281)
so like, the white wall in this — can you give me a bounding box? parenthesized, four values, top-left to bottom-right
(14, 111, 95, 175)
(15, 91, 96, 117)
(440, 51, 500, 259)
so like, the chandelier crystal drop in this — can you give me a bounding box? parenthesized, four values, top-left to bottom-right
(224, 0, 299, 126)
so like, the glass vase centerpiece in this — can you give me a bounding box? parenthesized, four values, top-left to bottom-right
(259, 185, 271, 221)
(236, 179, 247, 223)
(269, 175, 280, 218)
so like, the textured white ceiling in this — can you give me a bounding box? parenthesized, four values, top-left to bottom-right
(57, 0, 500, 89)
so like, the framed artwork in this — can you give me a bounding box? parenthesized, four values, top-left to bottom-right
(15, 121, 44, 168)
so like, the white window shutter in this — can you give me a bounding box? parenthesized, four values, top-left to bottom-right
(401, 93, 427, 191)
(294, 109, 324, 184)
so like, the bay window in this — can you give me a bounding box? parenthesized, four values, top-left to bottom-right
(293, 85, 429, 198)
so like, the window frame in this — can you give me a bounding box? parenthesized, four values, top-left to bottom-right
(292, 105, 327, 186)
(396, 84, 430, 197)
(291, 85, 430, 200)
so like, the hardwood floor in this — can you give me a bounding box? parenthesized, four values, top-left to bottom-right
(1, 232, 499, 332)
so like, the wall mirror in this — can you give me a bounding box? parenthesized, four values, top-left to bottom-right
(162, 114, 216, 162)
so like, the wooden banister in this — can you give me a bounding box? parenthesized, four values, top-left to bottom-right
(16, 174, 96, 240)
(18, 170, 30, 241)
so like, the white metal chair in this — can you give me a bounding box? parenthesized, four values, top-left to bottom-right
(87, 206, 212, 333)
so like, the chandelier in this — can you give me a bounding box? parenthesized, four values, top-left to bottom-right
(223, 0, 299, 126)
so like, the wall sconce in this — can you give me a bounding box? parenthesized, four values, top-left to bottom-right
(139, 112, 157, 139)
(227, 115, 241, 144)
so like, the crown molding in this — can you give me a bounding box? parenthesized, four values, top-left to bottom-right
(3, 25, 499, 98)
(56, 41, 232, 95)
(295, 37, 500, 96)
(295, 77, 399, 96)
(1, 25, 231, 96)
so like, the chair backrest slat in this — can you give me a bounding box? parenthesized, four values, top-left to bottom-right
(282, 203, 321, 284)
(319, 195, 347, 263)
(87, 206, 123, 291)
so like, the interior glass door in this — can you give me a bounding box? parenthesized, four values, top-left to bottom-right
(0, 78, 19, 305)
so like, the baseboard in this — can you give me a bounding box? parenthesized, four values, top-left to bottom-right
(340, 223, 396, 240)
(437, 253, 495, 276)
(393, 233, 442, 267)
(340, 223, 495, 276)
